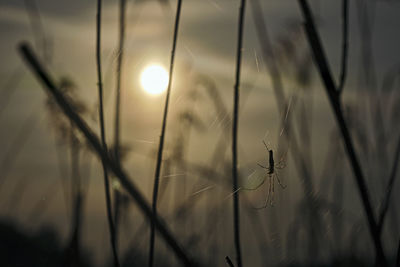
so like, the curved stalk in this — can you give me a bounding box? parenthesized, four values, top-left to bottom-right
(96, 1, 119, 266)
(148, 1, 183, 267)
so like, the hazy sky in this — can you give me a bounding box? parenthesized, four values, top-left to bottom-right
(1, 0, 400, 265)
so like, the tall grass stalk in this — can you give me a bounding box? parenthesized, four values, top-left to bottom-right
(338, 0, 349, 93)
(23, 0, 49, 62)
(378, 134, 400, 233)
(19, 42, 196, 266)
(113, 0, 127, 249)
(65, 131, 84, 266)
(297, 0, 387, 265)
(114, 0, 126, 164)
(96, 1, 119, 266)
(232, 0, 246, 266)
(225, 256, 235, 267)
(397, 239, 400, 266)
(148, 0, 183, 266)
(356, 1, 400, 240)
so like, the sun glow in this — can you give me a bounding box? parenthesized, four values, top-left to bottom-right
(140, 65, 169, 95)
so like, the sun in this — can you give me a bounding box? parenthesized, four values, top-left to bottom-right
(140, 65, 169, 95)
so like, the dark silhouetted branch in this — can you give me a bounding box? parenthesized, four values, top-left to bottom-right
(232, 1, 246, 267)
(397, 239, 400, 267)
(297, 1, 387, 266)
(225, 256, 235, 267)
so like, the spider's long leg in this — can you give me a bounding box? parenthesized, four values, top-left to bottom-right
(271, 174, 275, 206)
(270, 174, 273, 197)
(257, 163, 267, 169)
(255, 175, 272, 209)
(262, 140, 269, 150)
(275, 173, 287, 189)
(266, 176, 272, 207)
(256, 197, 268, 209)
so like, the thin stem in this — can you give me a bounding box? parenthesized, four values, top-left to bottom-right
(148, 1, 183, 266)
(114, 0, 126, 163)
(338, 0, 349, 94)
(96, 1, 120, 266)
(23, 0, 48, 61)
(397, 239, 400, 267)
(232, 0, 246, 266)
(19, 42, 195, 267)
(297, 1, 387, 266)
(113, 0, 127, 250)
(378, 134, 400, 233)
(225, 256, 235, 267)
(66, 132, 83, 266)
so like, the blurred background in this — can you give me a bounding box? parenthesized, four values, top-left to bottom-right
(0, 0, 400, 266)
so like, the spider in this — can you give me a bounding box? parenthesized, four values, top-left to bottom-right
(255, 141, 287, 208)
